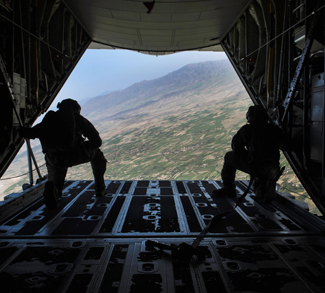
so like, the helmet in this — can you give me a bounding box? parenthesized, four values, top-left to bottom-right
(57, 99, 81, 113)
(246, 105, 268, 124)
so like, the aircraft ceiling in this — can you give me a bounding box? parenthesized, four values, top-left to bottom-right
(63, 0, 251, 54)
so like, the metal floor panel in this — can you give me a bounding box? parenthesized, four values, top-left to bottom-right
(0, 180, 325, 292)
(1, 237, 325, 292)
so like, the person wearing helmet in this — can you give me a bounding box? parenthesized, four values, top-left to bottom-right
(213, 105, 288, 202)
(20, 98, 107, 210)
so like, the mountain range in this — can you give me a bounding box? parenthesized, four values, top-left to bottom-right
(83, 59, 236, 122)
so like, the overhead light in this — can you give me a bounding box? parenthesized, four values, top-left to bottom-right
(143, 1, 155, 14)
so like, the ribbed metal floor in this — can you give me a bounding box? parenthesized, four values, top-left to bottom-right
(0, 180, 324, 292)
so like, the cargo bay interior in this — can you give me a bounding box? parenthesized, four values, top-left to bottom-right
(0, 1, 325, 292)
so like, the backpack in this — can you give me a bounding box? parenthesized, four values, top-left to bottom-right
(247, 124, 280, 179)
(40, 109, 79, 152)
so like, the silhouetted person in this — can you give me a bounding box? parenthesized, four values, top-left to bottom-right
(213, 105, 287, 202)
(20, 99, 107, 209)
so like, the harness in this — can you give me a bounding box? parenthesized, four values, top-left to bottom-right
(147, 167, 285, 261)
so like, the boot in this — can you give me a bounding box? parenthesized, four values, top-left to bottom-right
(212, 184, 237, 198)
(263, 179, 276, 203)
(254, 178, 263, 199)
(254, 179, 276, 203)
(44, 181, 59, 210)
(91, 150, 107, 197)
(95, 181, 106, 197)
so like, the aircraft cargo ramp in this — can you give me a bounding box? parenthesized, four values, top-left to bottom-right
(0, 179, 325, 293)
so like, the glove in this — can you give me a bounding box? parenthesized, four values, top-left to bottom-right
(19, 126, 35, 139)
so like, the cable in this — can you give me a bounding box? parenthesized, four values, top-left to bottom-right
(279, 185, 310, 198)
(0, 13, 65, 56)
(0, 163, 47, 181)
(244, 4, 325, 59)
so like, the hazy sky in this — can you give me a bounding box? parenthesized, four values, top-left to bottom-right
(55, 49, 227, 106)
